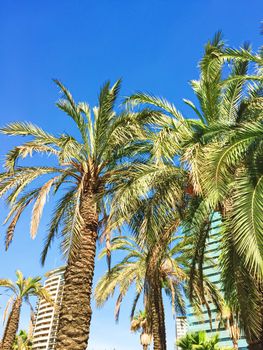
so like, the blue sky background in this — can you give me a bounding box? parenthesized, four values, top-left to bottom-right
(0, 1, 262, 349)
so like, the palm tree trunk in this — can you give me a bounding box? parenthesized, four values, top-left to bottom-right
(146, 225, 175, 350)
(150, 272, 166, 350)
(55, 184, 98, 350)
(146, 247, 166, 350)
(249, 287, 263, 350)
(248, 341, 263, 350)
(1, 297, 22, 350)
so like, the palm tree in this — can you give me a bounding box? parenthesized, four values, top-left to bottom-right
(105, 108, 193, 350)
(13, 330, 32, 350)
(95, 235, 187, 350)
(177, 39, 263, 350)
(106, 89, 225, 350)
(124, 34, 263, 348)
(0, 271, 51, 350)
(0, 80, 161, 350)
(95, 229, 222, 350)
(130, 310, 151, 350)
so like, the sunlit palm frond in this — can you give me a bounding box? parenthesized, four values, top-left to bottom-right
(41, 188, 77, 265)
(227, 171, 263, 278)
(125, 92, 186, 123)
(30, 177, 58, 238)
(220, 230, 262, 341)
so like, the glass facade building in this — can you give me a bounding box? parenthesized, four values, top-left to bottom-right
(186, 214, 247, 349)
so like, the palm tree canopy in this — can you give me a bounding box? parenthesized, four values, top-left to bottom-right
(95, 235, 187, 322)
(0, 270, 52, 334)
(121, 34, 263, 341)
(120, 36, 263, 282)
(0, 80, 164, 262)
(13, 330, 32, 350)
(0, 270, 51, 302)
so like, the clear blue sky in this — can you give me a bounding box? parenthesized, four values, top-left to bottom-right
(0, 1, 262, 349)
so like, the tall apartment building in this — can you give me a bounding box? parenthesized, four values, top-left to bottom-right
(187, 214, 247, 349)
(175, 316, 188, 348)
(32, 266, 65, 350)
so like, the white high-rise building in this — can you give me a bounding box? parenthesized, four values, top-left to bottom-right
(32, 267, 65, 350)
(176, 315, 188, 350)
(176, 316, 188, 341)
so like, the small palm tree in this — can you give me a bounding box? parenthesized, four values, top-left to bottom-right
(95, 233, 221, 350)
(131, 310, 151, 350)
(177, 332, 220, 350)
(95, 235, 187, 350)
(0, 80, 160, 350)
(13, 330, 32, 350)
(103, 147, 225, 350)
(0, 271, 51, 350)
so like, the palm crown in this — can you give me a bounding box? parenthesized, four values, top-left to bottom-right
(95, 235, 187, 321)
(0, 79, 166, 350)
(0, 270, 50, 302)
(120, 33, 263, 345)
(0, 271, 51, 350)
(13, 330, 32, 350)
(0, 79, 161, 260)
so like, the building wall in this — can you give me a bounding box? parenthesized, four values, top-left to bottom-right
(176, 316, 188, 350)
(176, 316, 188, 340)
(187, 215, 247, 349)
(32, 267, 65, 350)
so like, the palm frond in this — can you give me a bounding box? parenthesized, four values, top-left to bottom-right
(125, 92, 186, 122)
(228, 171, 263, 278)
(30, 177, 57, 239)
(5, 141, 58, 170)
(41, 188, 76, 265)
(54, 80, 89, 147)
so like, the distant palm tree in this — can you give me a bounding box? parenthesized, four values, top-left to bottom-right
(95, 232, 222, 350)
(0, 80, 160, 350)
(95, 235, 187, 350)
(130, 310, 151, 350)
(0, 271, 51, 350)
(105, 115, 225, 350)
(13, 330, 32, 350)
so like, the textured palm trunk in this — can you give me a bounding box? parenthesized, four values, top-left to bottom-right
(1, 297, 22, 350)
(146, 241, 167, 350)
(219, 203, 263, 350)
(150, 272, 166, 350)
(248, 291, 263, 350)
(241, 290, 263, 350)
(248, 341, 263, 350)
(55, 184, 98, 350)
(146, 224, 177, 350)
